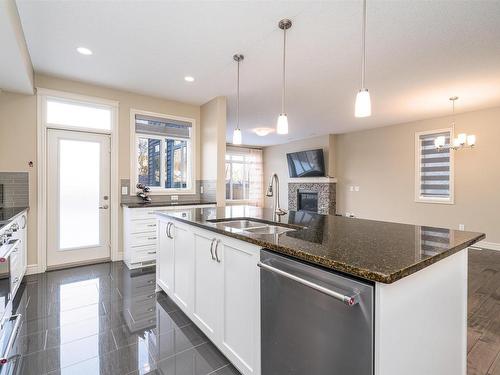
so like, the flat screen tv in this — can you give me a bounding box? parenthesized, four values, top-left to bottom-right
(286, 149, 325, 178)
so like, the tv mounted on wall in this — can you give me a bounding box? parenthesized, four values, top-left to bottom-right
(286, 149, 325, 178)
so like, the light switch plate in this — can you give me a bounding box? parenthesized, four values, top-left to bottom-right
(349, 186, 354, 192)
(354, 186, 360, 192)
(121, 186, 128, 195)
(459, 224, 465, 231)
(200, 186, 204, 194)
(171, 195, 179, 201)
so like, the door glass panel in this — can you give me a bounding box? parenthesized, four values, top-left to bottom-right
(59, 139, 100, 249)
(46, 99, 111, 130)
(165, 139, 188, 189)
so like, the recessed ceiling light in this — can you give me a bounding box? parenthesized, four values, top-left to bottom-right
(77, 47, 93, 56)
(253, 127, 275, 137)
(184, 76, 195, 82)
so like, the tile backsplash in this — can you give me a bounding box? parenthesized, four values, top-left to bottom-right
(0, 172, 29, 208)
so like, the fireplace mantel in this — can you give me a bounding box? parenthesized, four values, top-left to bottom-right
(288, 177, 338, 184)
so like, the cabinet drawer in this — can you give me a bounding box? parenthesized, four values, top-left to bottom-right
(130, 220, 157, 233)
(130, 233, 157, 246)
(129, 208, 158, 220)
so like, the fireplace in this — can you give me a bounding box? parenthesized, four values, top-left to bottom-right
(297, 191, 318, 212)
(288, 179, 336, 215)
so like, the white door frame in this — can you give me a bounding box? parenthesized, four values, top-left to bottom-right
(36, 88, 120, 273)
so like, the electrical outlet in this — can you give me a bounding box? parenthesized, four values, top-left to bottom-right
(121, 186, 128, 195)
(459, 224, 465, 231)
(200, 186, 204, 194)
(171, 195, 179, 201)
(354, 186, 360, 192)
(349, 186, 354, 192)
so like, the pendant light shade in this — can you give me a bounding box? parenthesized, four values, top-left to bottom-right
(277, 114, 288, 134)
(232, 54, 244, 145)
(277, 19, 292, 135)
(355, 0, 372, 118)
(355, 89, 371, 118)
(232, 128, 242, 145)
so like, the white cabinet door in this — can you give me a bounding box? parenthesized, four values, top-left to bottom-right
(157, 220, 174, 293)
(172, 223, 194, 314)
(221, 240, 260, 375)
(192, 232, 223, 340)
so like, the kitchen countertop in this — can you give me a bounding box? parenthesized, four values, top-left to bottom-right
(0, 207, 28, 230)
(121, 200, 216, 208)
(157, 205, 485, 284)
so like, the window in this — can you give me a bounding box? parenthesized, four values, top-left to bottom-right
(225, 146, 263, 206)
(45, 97, 112, 131)
(134, 111, 194, 193)
(415, 129, 454, 204)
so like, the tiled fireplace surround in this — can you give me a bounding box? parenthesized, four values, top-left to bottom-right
(288, 181, 336, 215)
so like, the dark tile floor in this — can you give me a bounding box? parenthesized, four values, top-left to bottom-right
(10, 262, 240, 375)
(4, 249, 499, 374)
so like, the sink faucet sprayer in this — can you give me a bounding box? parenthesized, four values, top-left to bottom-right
(266, 173, 287, 216)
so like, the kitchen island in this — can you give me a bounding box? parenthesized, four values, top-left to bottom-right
(156, 205, 484, 375)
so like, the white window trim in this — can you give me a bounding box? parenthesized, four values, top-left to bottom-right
(36, 88, 121, 273)
(414, 127, 455, 205)
(130, 108, 196, 195)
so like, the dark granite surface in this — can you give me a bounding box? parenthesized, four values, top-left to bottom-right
(121, 200, 216, 208)
(157, 205, 485, 284)
(0, 206, 28, 230)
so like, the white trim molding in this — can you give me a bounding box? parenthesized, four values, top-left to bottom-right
(36, 88, 121, 272)
(26, 264, 42, 275)
(288, 177, 338, 184)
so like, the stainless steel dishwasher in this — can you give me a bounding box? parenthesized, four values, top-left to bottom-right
(259, 250, 374, 375)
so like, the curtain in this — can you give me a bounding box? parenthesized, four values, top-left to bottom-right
(226, 146, 264, 207)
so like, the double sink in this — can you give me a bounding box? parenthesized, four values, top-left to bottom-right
(208, 219, 299, 235)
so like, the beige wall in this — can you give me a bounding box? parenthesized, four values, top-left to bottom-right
(263, 135, 331, 210)
(0, 91, 37, 263)
(335, 106, 500, 244)
(200, 96, 227, 206)
(0, 73, 202, 265)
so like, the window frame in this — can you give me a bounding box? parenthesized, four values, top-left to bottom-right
(414, 127, 455, 205)
(130, 109, 196, 195)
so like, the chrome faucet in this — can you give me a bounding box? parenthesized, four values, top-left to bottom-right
(266, 173, 287, 216)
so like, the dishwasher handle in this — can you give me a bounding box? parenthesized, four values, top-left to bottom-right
(258, 262, 359, 306)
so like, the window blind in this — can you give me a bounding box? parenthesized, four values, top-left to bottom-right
(135, 114, 191, 139)
(419, 131, 451, 198)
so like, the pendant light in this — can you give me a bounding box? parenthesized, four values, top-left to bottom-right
(232, 54, 244, 145)
(355, 0, 372, 118)
(277, 19, 292, 134)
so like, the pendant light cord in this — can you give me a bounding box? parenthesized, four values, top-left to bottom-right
(282, 26, 287, 114)
(237, 58, 240, 130)
(361, 0, 367, 89)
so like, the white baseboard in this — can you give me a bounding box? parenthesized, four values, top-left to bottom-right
(473, 241, 500, 252)
(26, 264, 42, 275)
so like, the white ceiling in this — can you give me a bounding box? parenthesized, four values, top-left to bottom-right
(15, 0, 500, 146)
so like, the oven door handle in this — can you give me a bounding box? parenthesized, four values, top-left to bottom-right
(257, 262, 359, 306)
(0, 239, 20, 262)
(0, 314, 23, 365)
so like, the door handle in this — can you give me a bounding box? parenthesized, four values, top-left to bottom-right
(214, 240, 221, 263)
(99, 204, 109, 209)
(209, 238, 216, 260)
(257, 262, 359, 306)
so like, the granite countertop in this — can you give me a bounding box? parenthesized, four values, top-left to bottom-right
(0, 207, 29, 231)
(157, 205, 485, 284)
(121, 200, 216, 208)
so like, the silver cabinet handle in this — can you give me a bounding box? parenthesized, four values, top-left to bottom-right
(147, 237, 156, 240)
(209, 238, 216, 260)
(166, 222, 173, 239)
(147, 224, 156, 227)
(99, 204, 109, 209)
(0, 314, 22, 364)
(147, 251, 156, 255)
(214, 240, 221, 263)
(21, 215, 27, 229)
(257, 262, 359, 306)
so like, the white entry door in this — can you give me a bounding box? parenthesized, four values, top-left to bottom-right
(47, 129, 111, 268)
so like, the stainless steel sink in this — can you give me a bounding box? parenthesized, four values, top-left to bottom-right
(244, 226, 295, 235)
(215, 220, 265, 230)
(209, 218, 297, 235)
